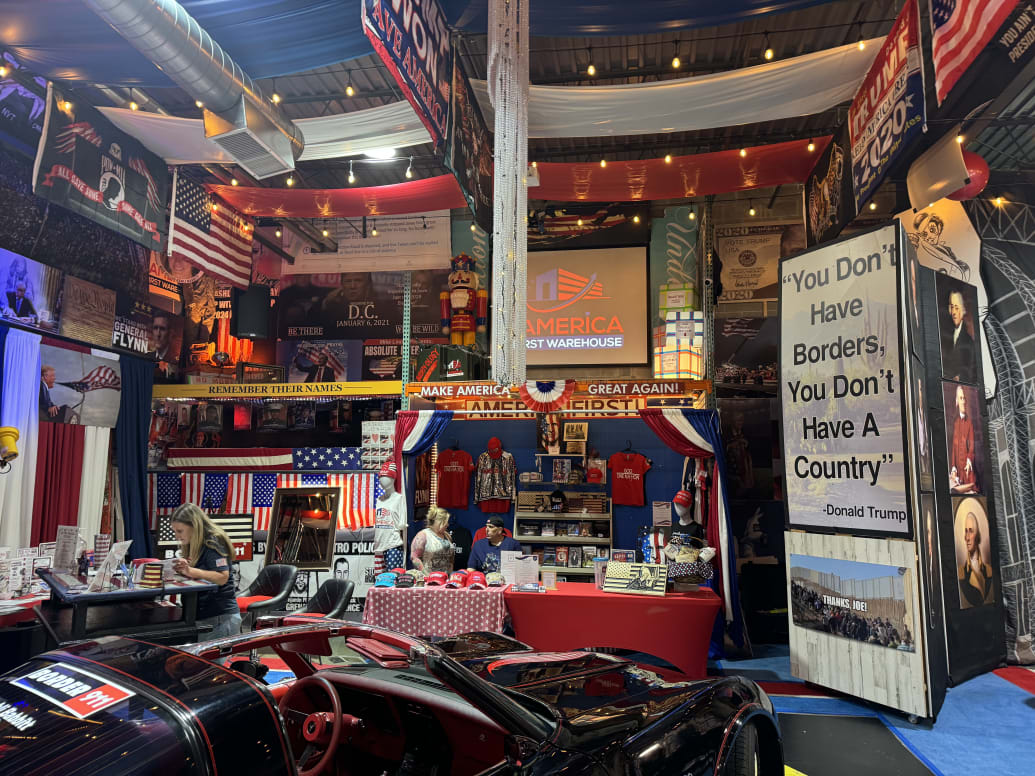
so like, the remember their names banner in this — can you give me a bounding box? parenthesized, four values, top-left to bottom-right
(362, 0, 451, 146)
(848, 0, 925, 210)
(780, 224, 910, 536)
(33, 84, 168, 251)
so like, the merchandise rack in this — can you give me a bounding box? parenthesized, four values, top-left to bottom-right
(514, 492, 612, 579)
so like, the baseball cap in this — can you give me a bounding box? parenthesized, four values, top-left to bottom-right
(445, 571, 469, 588)
(673, 489, 693, 508)
(379, 460, 398, 481)
(485, 516, 505, 528)
(467, 571, 488, 590)
(426, 571, 449, 587)
(395, 574, 415, 588)
(486, 571, 505, 586)
(374, 572, 398, 587)
(390, 567, 406, 576)
(407, 569, 426, 584)
(586, 467, 603, 483)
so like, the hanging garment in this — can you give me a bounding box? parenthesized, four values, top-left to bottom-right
(474, 451, 516, 503)
(436, 448, 475, 508)
(608, 452, 651, 506)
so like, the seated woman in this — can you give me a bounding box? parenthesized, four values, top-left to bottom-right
(170, 503, 241, 639)
(410, 506, 455, 574)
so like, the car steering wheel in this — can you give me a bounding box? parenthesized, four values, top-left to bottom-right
(278, 675, 343, 776)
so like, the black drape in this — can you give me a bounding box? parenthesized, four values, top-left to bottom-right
(115, 355, 154, 559)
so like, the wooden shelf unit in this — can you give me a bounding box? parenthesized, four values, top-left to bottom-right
(514, 491, 612, 583)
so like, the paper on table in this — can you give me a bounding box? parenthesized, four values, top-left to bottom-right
(53, 526, 80, 573)
(501, 550, 540, 587)
(652, 501, 672, 527)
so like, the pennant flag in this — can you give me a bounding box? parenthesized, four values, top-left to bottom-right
(169, 168, 253, 288)
(518, 380, 577, 413)
(931, 0, 1019, 104)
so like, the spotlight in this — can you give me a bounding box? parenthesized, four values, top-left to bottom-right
(664, 154, 672, 163)
(633, 215, 641, 224)
(869, 202, 877, 211)
(600, 158, 607, 168)
(348, 161, 355, 184)
(195, 100, 204, 108)
(807, 139, 815, 152)
(956, 134, 964, 144)
(271, 93, 281, 104)
(231, 178, 239, 186)
(286, 176, 295, 186)
(739, 148, 747, 157)
(129, 101, 139, 111)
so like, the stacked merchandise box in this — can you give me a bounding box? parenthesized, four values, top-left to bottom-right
(653, 310, 704, 379)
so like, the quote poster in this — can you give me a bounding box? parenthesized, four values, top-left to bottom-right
(780, 224, 910, 536)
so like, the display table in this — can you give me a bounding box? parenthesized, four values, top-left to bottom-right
(363, 586, 508, 637)
(504, 582, 722, 678)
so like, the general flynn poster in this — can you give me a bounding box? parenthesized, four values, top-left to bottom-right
(780, 224, 909, 535)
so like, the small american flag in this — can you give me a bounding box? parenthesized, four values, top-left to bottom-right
(721, 318, 760, 339)
(931, 0, 1019, 104)
(252, 473, 277, 531)
(169, 169, 253, 289)
(210, 513, 255, 561)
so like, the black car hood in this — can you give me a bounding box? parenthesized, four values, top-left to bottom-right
(459, 650, 715, 737)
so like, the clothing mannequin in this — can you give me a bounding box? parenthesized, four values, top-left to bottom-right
(373, 461, 406, 570)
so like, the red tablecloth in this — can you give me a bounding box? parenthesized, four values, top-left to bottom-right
(504, 582, 721, 678)
(362, 586, 508, 637)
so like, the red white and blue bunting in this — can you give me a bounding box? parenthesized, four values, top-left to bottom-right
(517, 380, 577, 413)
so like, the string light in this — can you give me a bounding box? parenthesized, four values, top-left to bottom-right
(600, 158, 607, 168)
(688, 209, 696, 220)
(633, 215, 641, 224)
(275, 229, 282, 238)
(664, 154, 672, 163)
(129, 101, 139, 111)
(956, 134, 964, 144)
(286, 176, 295, 187)
(405, 156, 413, 178)
(577, 217, 583, 226)
(739, 148, 747, 157)
(195, 100, 204, 108)
(231, 178, 238, 186)
(348, 160, 355, 184)
(271, 93, 281, 104)
(586, 47, 596, 77)
(807, 139, 815, 152)
(322, 228, 329, 237)
(763, 32, 774, 60)
(371, 221, 378, 237)
(869, 201, 877, 211)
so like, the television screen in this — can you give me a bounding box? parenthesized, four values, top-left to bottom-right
(525, 246, 648, 366)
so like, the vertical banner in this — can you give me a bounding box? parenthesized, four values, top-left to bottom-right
(848, 0, 925, 210)
(362, 0, 452, 146)
(780, 224, 910, 536)
(445, 41, 493, 233)
(717, 220, 804, 302)
(33, 84, 169, 251)
(805, 123, 856, 247)
(648, 206, 698, 326)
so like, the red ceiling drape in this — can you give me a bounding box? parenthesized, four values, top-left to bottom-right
(32, 422, 86, 545)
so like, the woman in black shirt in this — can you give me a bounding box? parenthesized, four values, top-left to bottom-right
(170, 504, 241, 640)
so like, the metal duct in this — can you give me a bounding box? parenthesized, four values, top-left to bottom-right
(82, 0, 304, 176)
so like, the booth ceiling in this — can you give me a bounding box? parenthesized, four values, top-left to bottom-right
(2, 0, 836, 85)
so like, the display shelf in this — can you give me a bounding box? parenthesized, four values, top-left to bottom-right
(515, 511, 608, 519)
(518, 482, 606, 490)
(539, 565, 595, 576)
(516, 535, 610, 545)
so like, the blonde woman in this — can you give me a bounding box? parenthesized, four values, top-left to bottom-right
(170, 503, 241, 639)
(410, 506, 455, 573)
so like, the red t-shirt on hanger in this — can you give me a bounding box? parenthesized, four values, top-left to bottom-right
(608, 452, 651, 506)
(436, 449, 475, 508)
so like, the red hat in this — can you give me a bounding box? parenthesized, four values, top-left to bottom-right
(379, 460, 398, 481)
(488, 437, 502, 451)
(673, 489, 693, 508)
(390, 568, 406, 576)
(586, 467, 603, 483)
(467, 571, 488, 590)
(426, 571, 449, 587)
(445, 571, 469, 588)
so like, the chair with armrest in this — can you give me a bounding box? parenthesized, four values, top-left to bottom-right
(288, 579, 355, 621)
(236, 564, 298, 628)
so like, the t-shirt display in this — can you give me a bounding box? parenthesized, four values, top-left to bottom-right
(608, 452, 652, 506)
(436, 448, 475, 508)
(373, 490, 406, 551)
(475, 444, 517, 505)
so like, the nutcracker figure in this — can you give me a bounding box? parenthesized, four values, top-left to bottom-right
(440, 253, 487, 347)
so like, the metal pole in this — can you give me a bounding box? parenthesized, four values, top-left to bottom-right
(401, 270, 412, 410)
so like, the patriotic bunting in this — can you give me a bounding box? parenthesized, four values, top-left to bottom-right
(517, 380, 577, 413)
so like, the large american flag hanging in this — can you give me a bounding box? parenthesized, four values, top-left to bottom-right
(168, 169, 253, 289)
(931, 0, 1019, 104)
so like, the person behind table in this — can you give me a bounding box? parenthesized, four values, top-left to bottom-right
(410, 506, 455, 573)
(170, 503, 241, 639)
(468, 515, 521, 575)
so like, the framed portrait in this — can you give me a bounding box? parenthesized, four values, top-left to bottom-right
(942, 381, 985, 495)
(953, 497, 994, 609)
(551, 458, 572, 483)
(197, 401, 223, 433)
(259, 402, 289, 431)
(289, 403, 316, 430)
(913, 361, 933, 492)
(935, 274, 980, 384)
(563, 440, 586, 456)
(563, 422, 587, 442)
(265, 486, 342, 571)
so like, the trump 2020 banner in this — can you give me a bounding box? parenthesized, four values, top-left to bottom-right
(779, 224, 910, 537)
(33, 84, 168, 251)
(848, 0, 925, 211)
(362, 0, 452, 146)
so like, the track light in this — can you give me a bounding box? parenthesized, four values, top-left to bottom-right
(764, 33, 774, 61)
(271, 93, 281, 104)
(348, 161, 355, 184)
(807, 139, 815, 152)
(286, 176, 295, 187)
(129, 101, 139, 111)
(600, 158, 607, 168)
(739, 148, 747, 157)
(406, 156, 414, 179)
(664, 154, 672, 163)
(586, 47, 596, 77)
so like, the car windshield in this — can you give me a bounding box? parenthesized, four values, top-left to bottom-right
(0, 658, 202, 775)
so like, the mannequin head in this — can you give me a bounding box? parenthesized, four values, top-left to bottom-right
(379, 460, 398, 497)
(673, 489, 694, 525)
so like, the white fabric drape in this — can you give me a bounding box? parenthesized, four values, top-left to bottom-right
(96, 39, 880, 165)
(472, 38, 880, 138)
(98, 101, 433, 165)
(76, 426, 111, 539)
(0, 329, 42, 550)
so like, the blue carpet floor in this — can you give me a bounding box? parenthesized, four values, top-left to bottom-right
(713, 645, 1035, 776)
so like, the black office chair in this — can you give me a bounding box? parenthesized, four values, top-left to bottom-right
(302, 579, 355, 619)
(236, 564, 298, 629)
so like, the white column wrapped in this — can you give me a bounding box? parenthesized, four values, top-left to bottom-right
(488, 0, 529, 386)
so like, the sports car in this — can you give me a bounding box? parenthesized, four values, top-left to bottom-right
(0, 617, 782, 775)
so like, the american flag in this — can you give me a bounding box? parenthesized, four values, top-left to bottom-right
(931, 0, 1019, 104)
(343, 473, 380, 530)
(293, 447, 363, 470)
(721, 318, 760, 338)
(225, 473, 254, 513)
(252, 473, 277, 531)
(182, 473, 206, 508)
(200, 474, 229, 511)
(149, 472, 183, 529)
(169, 169, 253, 289)
(216, 318, 255, 364)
